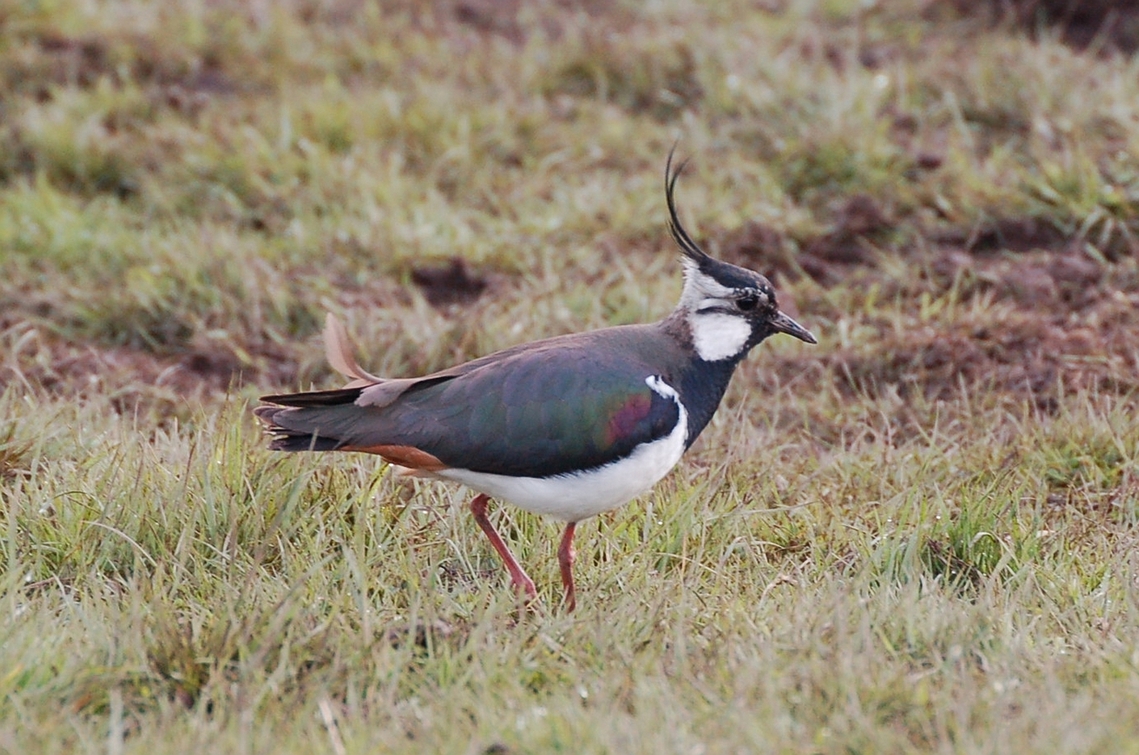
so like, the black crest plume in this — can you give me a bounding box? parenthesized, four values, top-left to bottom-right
(665, 147, 712, 266)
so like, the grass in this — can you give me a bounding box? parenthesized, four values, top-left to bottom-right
(3, 0, 1139, 752)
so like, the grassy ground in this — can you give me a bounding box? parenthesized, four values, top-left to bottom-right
(3, 0, 1139, 752)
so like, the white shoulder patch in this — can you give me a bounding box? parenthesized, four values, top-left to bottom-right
(645, 374, 679, 403)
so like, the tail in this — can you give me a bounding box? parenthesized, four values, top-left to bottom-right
(255, 313, 377, 452)
(254, 386, 364, 452)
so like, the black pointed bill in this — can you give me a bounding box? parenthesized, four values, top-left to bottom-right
(769, 311, 817, 344)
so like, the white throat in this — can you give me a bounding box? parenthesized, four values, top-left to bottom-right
(688, 311, 751, 361)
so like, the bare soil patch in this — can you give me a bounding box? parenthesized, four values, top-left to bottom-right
(717, 195, 897, 285)
(719, 197, 1139, 409)
(6, 30, 238, 100)
(951, 0, 1139, 54)
(410, 257, 490, 308)
(933, 217, 1072, 256)
(771, 249, 1139, 409)
(1, 325, 296, 416)
(829, 303, 1138, 406)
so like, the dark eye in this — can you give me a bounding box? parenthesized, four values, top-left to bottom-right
(737, 294, 759, 311)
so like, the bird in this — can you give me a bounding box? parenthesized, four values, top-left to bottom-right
(254, 151, 817, 611)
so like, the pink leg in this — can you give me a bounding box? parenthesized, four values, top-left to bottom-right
(469, 494, 537, 601)
(558, 522, 577, 612)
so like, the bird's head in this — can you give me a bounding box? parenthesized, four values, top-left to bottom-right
(666, 151, 817, 362)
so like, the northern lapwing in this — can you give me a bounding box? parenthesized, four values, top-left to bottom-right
(255, 152, 817, 611)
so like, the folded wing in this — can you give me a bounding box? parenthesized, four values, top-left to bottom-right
(256, 333, 681, 478)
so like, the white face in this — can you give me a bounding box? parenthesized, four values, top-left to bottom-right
(678, 259, 731, 307)
(679, 260, 768, 361)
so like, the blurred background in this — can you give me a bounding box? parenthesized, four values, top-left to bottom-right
(3, 0, 1137, 420)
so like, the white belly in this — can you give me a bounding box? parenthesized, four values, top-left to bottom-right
(435, 376, 689, 522)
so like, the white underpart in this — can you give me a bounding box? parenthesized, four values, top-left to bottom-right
(688, 311, 751, 361)
(434, 376, 688, 522)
